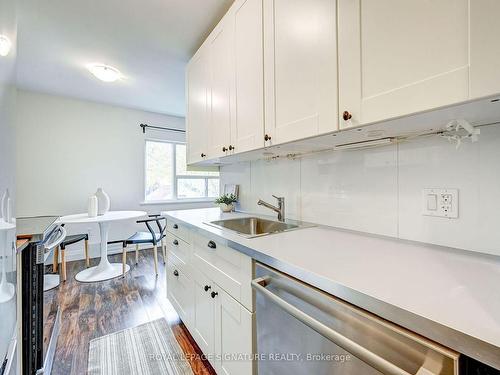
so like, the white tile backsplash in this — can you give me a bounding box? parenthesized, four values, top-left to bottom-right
(398, 133, 481, 251)
(250, 158, 301, 219)
(220, 122, 500, 256)
(300, 147, 398, 236)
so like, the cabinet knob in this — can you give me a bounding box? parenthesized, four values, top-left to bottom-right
(222, 146, 228, 152)
(228, 145, 234, 151)
(201, 153, 206, 158)
(172, 239, 179, 246)
(207, 240, 217, 249)
(211, 291, 218, 298)
(204, 285, 211, 292)
(173, 269, 179, 277)
(173, 224, 178, 229)
(264, 134, 272, 142)
(343, 111, 352, 121)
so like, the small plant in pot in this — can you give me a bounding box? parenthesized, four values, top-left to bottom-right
(215, 193, 237, 213)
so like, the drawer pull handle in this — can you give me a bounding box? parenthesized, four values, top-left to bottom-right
(173, 270, 179, 277)
(211, 291, 218, 298)
(207, 240, 216, 249)
(173, 239, 179, 246)
(204, 285, 211, 292)
(173, 224, 178, 229)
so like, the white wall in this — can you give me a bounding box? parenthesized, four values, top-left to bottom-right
(16, 90, 215, 260)
(0, 0, 17, 213)
(221, 123, 500, 257)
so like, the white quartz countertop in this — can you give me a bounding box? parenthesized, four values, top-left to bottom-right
(162, 208, 500, 365)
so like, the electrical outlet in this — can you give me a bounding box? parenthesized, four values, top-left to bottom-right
(422, 188, 459, 218)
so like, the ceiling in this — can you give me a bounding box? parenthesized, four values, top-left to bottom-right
(16, 0, 233, 117)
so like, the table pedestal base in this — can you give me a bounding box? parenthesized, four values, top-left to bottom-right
(75, 263, 130, 283)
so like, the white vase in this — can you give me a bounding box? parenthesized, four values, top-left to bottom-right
(95, 188, 110, 215)
(219, 203, 234, 213)
(1, 189, 9, 222)
(88, 195, 98, 217)
(3, 198, 11, 223)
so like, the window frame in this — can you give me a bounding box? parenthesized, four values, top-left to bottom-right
(143, 138, 219, 203)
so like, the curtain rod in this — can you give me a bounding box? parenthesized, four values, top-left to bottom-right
(140, 123, 186, 134)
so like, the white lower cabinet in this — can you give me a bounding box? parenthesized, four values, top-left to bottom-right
(192, 269, 216, 361)
(215, 287, 255, 375)
(166, 254, 194, 329)
(166, 226, 255, 374)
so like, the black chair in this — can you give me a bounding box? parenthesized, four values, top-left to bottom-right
(108, 214, 167, 276)
(53, 224, 89, 282)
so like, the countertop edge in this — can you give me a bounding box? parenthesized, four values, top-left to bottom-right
(163, 211, 500, 370)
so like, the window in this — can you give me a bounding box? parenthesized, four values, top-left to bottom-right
(145, 140, 219, 202)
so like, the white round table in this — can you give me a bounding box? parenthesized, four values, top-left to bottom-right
(59, 211, 147, 282)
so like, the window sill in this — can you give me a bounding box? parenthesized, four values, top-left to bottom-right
(140, 199, 216, 206)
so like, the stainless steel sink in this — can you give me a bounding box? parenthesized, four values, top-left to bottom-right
(206, 217, 305, 238)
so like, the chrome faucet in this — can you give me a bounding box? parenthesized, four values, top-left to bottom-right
(257, 195, 285, 222)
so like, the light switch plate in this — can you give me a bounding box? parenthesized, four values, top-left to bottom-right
(422, 188, 459, 218)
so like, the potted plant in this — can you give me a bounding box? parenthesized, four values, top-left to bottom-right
(215, 193, 237, 213)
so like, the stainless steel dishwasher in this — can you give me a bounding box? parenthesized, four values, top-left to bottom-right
(252, 262, 460, 375)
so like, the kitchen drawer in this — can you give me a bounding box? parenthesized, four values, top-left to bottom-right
(167, 218, 191, 244)
(167, 256, 194, 328)
(168, 248, 191, 281)
(166, 232, 191, 266)
(193, 233, 254, 312)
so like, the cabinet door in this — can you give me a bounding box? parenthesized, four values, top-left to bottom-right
(166, 255, 194, 329)
(186, 48, 210, 164)
(208, 19, 234, 158)
(338, 0, 469, 128)
(232, 0, 265, 153)
(470, 0, 500, 99)
(264, 0, 338, 145)
(192, 271, 216, 359)
(214, 287, 254, 375)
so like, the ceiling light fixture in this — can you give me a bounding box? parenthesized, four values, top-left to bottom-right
(0, 35, 12, 57)
(87, 63, 122, 82)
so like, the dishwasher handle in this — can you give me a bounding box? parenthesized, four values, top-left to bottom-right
(252, 276, 415, 375)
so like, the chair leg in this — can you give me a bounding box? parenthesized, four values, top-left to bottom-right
(153, 245, 158, 276)
(122, 246, 127, 276)
(61, 248, 67, 282)
(162, 239, 166, 264)
(84, 239, 90, 268)
(53, 246, 59, 273)
(135, 244, 139, 264)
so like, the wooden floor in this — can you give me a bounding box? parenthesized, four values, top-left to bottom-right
(43, 249, 216, 375)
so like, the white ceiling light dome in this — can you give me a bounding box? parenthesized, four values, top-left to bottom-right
(87, 63, 122, 82)
(0, 35, 12, 57)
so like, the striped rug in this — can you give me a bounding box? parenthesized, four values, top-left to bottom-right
(88, 319, 194, 375)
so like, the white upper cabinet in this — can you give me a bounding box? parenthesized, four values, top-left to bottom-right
(231, 0, 265, 154)
(264, 0, 338, 145)
(338, 0, 470, 128)
(470, 0, 500, 99)
(186, 0, 500, 164)
(186, 47, 210, 164)
(208, 18, 234, 159)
